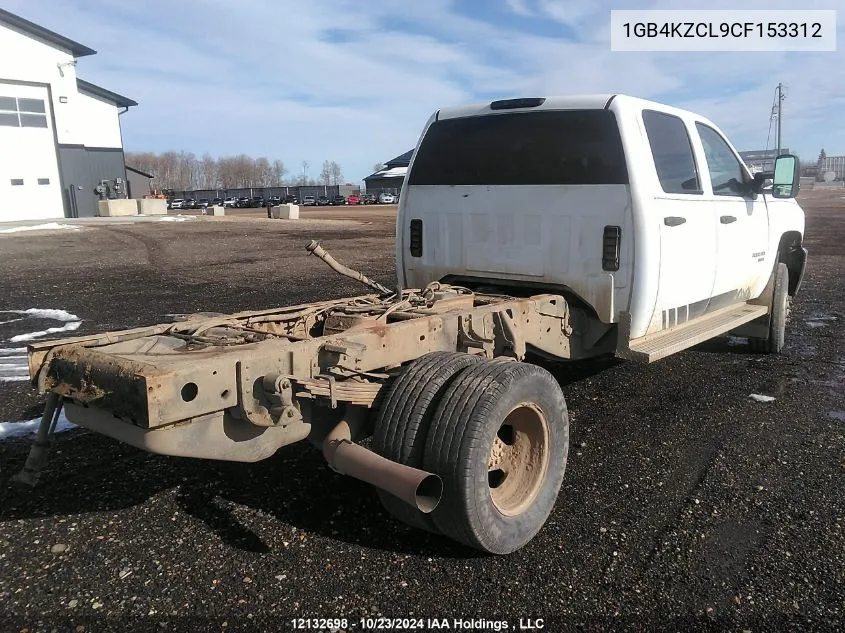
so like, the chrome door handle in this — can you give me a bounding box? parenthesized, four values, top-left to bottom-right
(664, 216, 686, 227)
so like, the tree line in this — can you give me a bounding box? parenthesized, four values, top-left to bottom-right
(125, 151, 345, 191)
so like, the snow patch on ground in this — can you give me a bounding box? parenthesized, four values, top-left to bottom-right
(159, 216, 192, 222)
(0, 410, 76, 440)
(726, 335, 748, 347)
(806, 321, 828, 328)
(829, 411, 845, 422)
(0, 223, 80, 234)
(10, 321, 82, 343)
(749, 394, 776, 403)
(8, 308, 80, 322)
(1, 308, 83, 343)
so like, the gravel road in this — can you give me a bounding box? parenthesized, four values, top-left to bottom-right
(0, 197, 842, 633)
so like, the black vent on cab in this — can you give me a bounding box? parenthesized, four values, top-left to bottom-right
(602, 226, 621, 271)
(409, 219, 423, 257)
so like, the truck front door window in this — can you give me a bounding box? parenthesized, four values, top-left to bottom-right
(642, 110, 701, 195)
(695, 123, 748, 196)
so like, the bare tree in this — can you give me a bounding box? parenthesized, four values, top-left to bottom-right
(254, 157, 271, 186)
(270, 160, 287, 185)
(329, 161, 344, 186)
(199, 153, 218, 189)
(319, 160, 332, 185)
(372, 162, 385, 173)
(125, 152, 297, 191)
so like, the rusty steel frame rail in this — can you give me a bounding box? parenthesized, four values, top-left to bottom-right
(24, 287, 575, 464)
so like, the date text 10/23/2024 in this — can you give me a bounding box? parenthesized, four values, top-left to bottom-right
(290, 617, 547, 631)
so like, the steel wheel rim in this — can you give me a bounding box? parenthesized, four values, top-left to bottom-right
(487, 403, 550, 516)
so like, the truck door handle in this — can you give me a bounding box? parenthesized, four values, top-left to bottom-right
(663, 216, 686, 227)
(720, 215, 737, 224)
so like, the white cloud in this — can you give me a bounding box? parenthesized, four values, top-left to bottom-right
(505, 0, 534, 16)
(2, 0, 843, 180)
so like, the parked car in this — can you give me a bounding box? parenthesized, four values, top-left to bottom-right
(211, 198, 224, 207)
(183, 198, 198, 209)
(331, 195, 346, 206)
(250, 196, 266, 208)
(223, 197, 237, 207)
(236, 197, 251, 208)
(196, 199, 210, 210)
(360, 193, 376, 205)
(268, 195, 282, 206)
(378, 192, 396, 204)
(316, 195, 331, 206)
(283, 194, 299, 204)
(302, 196, 316, 206)
(346, 193, 362, 205)
(168, 198, 185, 210)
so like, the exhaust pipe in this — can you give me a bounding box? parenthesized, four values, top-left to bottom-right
(306, 240, 392, 296)
(322, 419, 442, 513)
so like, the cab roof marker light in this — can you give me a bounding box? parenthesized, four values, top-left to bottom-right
(490, 98, 546, 110)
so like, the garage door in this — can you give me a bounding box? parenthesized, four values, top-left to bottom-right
(0, 83, 64, 222)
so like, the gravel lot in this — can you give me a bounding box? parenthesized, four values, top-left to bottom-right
(0, 196, 842, 632)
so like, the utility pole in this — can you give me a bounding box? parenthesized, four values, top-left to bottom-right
(775, 82, 784, 154)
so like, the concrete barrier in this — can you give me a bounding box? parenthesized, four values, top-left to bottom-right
(271, 204, 300, 219)
(209, 205, 225, 216)
(97, 199, 138, 217)
(137, 199, 167, 215)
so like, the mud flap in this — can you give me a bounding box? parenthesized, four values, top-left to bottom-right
(730, 264, 777, 339)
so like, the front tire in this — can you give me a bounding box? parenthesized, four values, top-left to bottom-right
(750, 262, 789, 354)
(424, 361, 569, 554)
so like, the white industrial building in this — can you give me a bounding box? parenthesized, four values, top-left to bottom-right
(0, 8, 137, 222)
(819, 155, 845, 180)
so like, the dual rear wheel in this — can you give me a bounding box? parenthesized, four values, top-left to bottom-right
(373, 352, 569, 554)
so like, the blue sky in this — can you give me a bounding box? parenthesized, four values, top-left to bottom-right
(6, 0, 843, 183)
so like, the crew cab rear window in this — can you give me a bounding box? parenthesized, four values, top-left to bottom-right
(642, 110, 702, 195)
(408, 110, 628, 186)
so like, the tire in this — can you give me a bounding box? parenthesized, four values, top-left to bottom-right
(424, 360, 569, 554)
(750, 263, 789, 354)
(372, 351, 484, 532)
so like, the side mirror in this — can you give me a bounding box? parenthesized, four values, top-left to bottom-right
(771, 154, 800, 199)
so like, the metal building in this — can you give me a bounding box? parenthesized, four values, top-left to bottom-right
(0, 8, 137, 221)
(738, 149, 790, 174)
(125, 165, 154, 199)
(364, 149, 413, 197)
(819, 156, 845, 180)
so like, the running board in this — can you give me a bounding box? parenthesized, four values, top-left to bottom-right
(617, 303, 769, 363)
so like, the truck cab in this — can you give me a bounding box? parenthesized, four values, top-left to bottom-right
(397, 94, 806, 356)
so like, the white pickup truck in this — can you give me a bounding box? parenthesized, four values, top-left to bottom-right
(399, 94, 807, 359)
(18, 94, 806, 555)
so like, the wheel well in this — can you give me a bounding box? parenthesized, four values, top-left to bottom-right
(776, 231, 804, 296)
(439, 275, 600, 320)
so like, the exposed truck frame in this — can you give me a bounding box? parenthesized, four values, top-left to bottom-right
(13, 239, 771, 554)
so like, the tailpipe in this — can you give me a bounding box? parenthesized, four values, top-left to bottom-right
(306, 239, 392, 296)
(322, 419, 442, 513)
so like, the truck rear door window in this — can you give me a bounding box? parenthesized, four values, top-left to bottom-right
(408, 110, 628, 186)
(642, 110, 702, 195)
